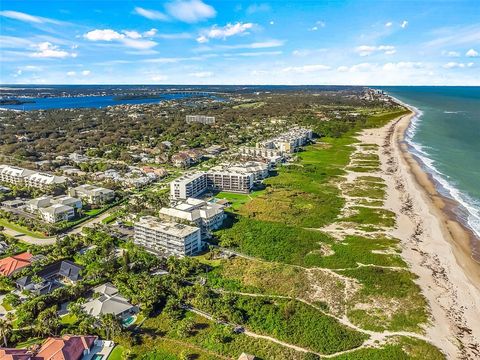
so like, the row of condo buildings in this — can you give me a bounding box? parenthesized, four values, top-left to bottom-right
(0, 164, 67, 189)
(134, 198, 226, 256)
(256, 127, 313, 153)
(134, 161, 269, 256)
(3, 184, 115, 224)
(170, 161, 270, 200)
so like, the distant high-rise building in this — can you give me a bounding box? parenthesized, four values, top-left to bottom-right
(186, 115, 216, 125)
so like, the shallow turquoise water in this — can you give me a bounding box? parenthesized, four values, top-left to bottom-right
(377, 86, 480, 238)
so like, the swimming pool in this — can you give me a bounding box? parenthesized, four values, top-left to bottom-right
(92, 354, 103, 360)
(122, 315, 136, 327)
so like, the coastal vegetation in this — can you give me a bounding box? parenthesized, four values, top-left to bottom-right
(0, 88, 441, 359)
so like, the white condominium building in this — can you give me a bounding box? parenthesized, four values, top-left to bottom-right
(39, 204, 75, 223)
(206, 170, 254, 194)
(0, 165, 67, 189)
(225, 161, 269, 182)
(134, 216, 202, 256)
(186, 115, 216, 125)
(26, 195, 81, 223)
(68, 184, 115, 205)
(238, 146, 284, 158)
(160, 198, 226, 239)
(170, 172, 208, 200)
(257, 127, 313, 153)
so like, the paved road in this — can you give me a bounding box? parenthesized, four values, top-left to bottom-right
(0, 206, 119, 246)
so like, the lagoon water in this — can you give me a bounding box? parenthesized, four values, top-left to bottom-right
(378, 86, 480, 239)
(0, 93, 198, 111)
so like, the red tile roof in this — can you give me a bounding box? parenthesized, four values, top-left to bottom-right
(34, 335, 97, 360)
(0, 348, 32, 360)
(0, 252, 33, 277)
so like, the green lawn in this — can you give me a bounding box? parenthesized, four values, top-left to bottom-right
(60, 313, 78, 325)
(108, 346, 124, 360)
(1, 298, 13, 311)
(0, 218, 48, 238)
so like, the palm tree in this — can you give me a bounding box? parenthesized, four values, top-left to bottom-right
(0, 319, 12, 347)
(100, 313, 121, 339)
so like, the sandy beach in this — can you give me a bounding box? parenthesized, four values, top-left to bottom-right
(357, 109, 480, 359)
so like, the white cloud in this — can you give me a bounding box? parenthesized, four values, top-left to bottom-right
(143, 28, 158, 37)
(151, 74, 168, 81)
(189, 71, 213, 77)
(382, 62, 424, 70)
(229, 51, 282, 57)
(0, 10, 63, 25)
(385, 22, 393, 27)
(310, 21, 326, 31)
(197, 22, 254, 43)
(441, 50, 460, 57)
(83, 29, 158, 49)
(282, 64, 331, 73)
(84, 29, 125, 41)
(133, 7, 168, 21)
(165, 0, 216, 23)
(355, 45, 396, 56)
(401, 20, 408, 28)
(246, 4, 270, 14)
(269, 21, 274, 25)
(30, 42, 77, 58)
(121, 38, 158, 49)
(338, 63, 375, 72)
(67, 71, 76, 76)
(292, 48, 327, 57)
(82, 70, 91, 76)
(443, 62, 474, 69)
(426, 25, 480, 48)
(123, 30, 142, 39)
(466, 48, 478, 57)
(156, 32, 193, 39)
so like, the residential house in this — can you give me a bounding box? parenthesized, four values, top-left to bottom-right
(171, 152, 192, 168)
(0, 252, 33, 277)
(82, 282, 137, 320)
(3, 335, 98, 360)
(15, 260, 82, 295)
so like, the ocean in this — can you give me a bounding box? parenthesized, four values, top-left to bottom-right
(378, 86, 480, 240)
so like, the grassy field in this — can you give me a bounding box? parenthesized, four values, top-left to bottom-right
(140, 312, 308, 360)
(0, 218, 48, 238)
(340, 267, 428, 332)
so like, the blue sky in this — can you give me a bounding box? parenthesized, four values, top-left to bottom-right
(1, 0, 479, 85)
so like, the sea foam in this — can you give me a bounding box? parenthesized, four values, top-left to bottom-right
(401, 102, 480, 239)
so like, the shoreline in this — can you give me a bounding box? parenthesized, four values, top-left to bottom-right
(387, 110, 480, 358)
(396, 104, 480, 281)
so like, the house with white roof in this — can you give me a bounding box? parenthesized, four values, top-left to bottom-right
(82, 282, 137, 319)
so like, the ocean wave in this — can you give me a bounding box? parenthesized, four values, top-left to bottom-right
(401, 101, 480, 239)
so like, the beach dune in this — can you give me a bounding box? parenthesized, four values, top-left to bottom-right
(358, 108, 480, 359)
